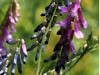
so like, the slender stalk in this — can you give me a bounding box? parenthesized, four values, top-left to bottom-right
(36, 4, 57, 75)
(62, 53, 83, 75)
(62, 44, 98, 75)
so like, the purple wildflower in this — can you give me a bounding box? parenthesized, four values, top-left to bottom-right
(58, 0, 81, 15)
(58, 2, 74, 14)
(0, 0, 20, 73)
(0, 0, 20, 49)
(71, 0, 81, 17)
(2, 25, 13, 41)
(74, 16, 84, 38)
(56, 0, 87, 39)
(8, 15, 16, 32)
(21, 39, 27, 57)
(54, 24, 75, 54)
(68, 39, 76, 54)
(56, 14, 73, 28)
(47, 0, 87, 73)
(78, 8, 87, 28)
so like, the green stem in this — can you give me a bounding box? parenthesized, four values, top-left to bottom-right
(36, 44, 42, 75)
(62, 54, 83, 75)
(62, 45, 98, 75)
(36, 4, 57, 75)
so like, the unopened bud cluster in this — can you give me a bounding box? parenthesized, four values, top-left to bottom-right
(28, 1, 58, 61)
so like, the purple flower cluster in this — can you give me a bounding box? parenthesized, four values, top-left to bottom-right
(57, 0, 87, 38)
(0, 0, 20, 59)
(54, 0, 87, 72)
(44, 0, 87, 73)
(0, 0, 20, 74)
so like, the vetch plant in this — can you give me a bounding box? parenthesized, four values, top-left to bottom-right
(0, 0, 98, 75)
(0, 0, 27, 75)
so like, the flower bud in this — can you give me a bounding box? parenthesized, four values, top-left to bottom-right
(17, 54, 22, 74)
(21, 39, 27, 57)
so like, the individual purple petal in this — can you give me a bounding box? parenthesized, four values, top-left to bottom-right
(74, 17, 84, 38)
(71, 1, 80, 17)
(6, 34, 13, 41)
(58, 3, 74, 14)
(58, 6, 72, 14)
(21, 39, 27, 57)
(56, 14, 72, 28)
(64, 14, 72, 28)
(56, 20, 66, 27)
(66, 25, 73, 39)
(58, 6, 67, 13)
(9, 16, 16, 24)
(68, 39, 76, 55)
(75, 31, 84, 39)
(78, 8, 87, 28)
(2, 25, 13, 41)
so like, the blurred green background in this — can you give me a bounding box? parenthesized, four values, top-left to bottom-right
(0, 0, 99, 75)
